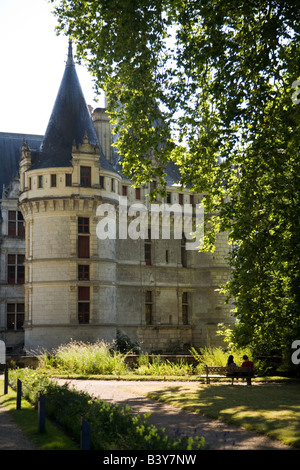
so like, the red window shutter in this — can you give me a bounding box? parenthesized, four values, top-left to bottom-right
(78, 286, 90, 301)
(78, 236, 90, 258)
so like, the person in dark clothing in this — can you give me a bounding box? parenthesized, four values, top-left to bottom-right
(226, 355, 238, 377)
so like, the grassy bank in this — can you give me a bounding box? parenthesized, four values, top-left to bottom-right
(0, 380, 78, 450)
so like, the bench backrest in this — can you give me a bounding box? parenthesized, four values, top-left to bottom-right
(205, 365, 252, 375)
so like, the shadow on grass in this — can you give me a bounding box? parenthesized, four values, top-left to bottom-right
(144, 382, 300, 448)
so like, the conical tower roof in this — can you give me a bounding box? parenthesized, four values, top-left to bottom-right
(31, 41, 100, 169)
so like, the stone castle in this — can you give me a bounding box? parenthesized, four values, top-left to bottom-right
(0, 42, 233, 354)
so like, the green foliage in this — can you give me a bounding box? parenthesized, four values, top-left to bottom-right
(50, 0, 300, 356)
(8, 369, 204, 450)
(190, 345, 254, 374)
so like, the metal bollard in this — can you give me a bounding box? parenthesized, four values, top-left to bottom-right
(4, 368, 8, 395)
(16, 379, 22, 410)
(38, 392, 46, 432)
(80, 418, 91, 450)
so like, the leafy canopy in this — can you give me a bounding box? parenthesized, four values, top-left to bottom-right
(51, 0, 300, 356)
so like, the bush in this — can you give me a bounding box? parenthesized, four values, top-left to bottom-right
(114, 330, 140, 354)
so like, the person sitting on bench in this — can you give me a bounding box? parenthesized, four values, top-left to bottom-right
(226, 355, 238, 377)
(241, 355, 254, 376)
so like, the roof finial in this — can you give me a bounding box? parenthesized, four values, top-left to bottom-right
(66, 39, 75, 66)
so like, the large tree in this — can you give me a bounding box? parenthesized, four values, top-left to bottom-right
(51, 0, 300, 357)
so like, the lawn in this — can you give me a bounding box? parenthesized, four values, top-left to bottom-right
(122, 380, 300, 449)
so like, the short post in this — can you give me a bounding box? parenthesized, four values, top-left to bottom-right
(4, 368, 8, 395)
(16, 379, 22, 410)
(38, 392, 46, 432)
(80, 418, 91, 450)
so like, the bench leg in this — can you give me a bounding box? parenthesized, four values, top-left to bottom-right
(246, 377, 252, 385)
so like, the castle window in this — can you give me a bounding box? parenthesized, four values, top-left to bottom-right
(135, 188, 141, 200)
(145, 229, 152, 265)
(80, 166, 91, 187)
(122, 185, 127, 196)
(78, 237, 90, 258)
(78, 217, 89, 234)
(78, 217, 90, 258)
(99, 175, 105, 189)
(111, 179, 114, 192)
(51, 174, 57, 187)
(78, 286, 90, 324)
(181, 234, 187, 267)
(65, 174, 72, 186)
(145, 291, 153, 325)
(78, 265, 89, 280)
(7, 303, 24, 331)
(150, 180, 157, 192)
(8, 211, 24, 237)
(7, 254, 25, 284)
(166, 192, 171, 203)
(38, 175, 43, 188)
(182, 292, 189, 325)
(179, 193, 184, 205)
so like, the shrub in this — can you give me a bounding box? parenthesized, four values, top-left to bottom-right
(114, 330, 140, 354)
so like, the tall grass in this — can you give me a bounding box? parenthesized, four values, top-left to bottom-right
(40, 340, 128, 375)
(135, 355, 194, 376)
(38, 340, 255, 377)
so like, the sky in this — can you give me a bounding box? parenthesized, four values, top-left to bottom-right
(0, 0, 103, 136)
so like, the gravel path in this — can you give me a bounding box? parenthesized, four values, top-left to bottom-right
(55, 379, 292, 451)
(0, 404, 36, 450)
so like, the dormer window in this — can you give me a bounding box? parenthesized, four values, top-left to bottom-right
(51, 174, 57, 187)
(66, 174, 72, 186)
(80, 166, 91, 187)
(8, 211, 24, 237)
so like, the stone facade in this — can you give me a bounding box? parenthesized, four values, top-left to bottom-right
(0, 44, 234, 354)
(0, 178, 25, 352)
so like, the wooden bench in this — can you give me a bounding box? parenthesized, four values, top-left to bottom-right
(201, 365, 254, 385)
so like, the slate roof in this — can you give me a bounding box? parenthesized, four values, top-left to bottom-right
(30, 41, 105, 171)
(0, 132, 43, 192)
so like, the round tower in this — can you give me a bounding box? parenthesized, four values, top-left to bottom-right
(19, 42, 119, 352)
